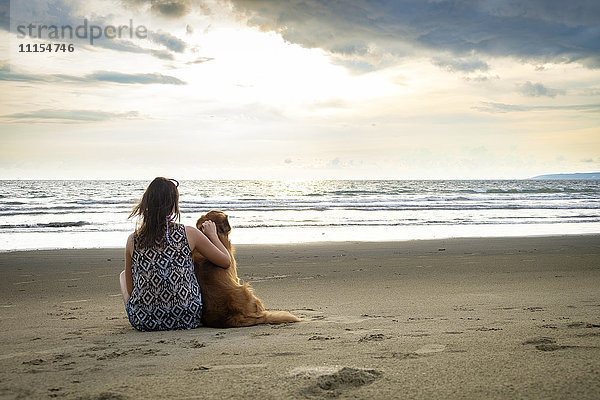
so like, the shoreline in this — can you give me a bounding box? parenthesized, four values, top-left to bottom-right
(1, 235, 599, 399)
(2, 231, 599, 253)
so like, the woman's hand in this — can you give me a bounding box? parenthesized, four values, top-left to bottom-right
(200, 220, 218, 239)
(187, 223, 231, 269)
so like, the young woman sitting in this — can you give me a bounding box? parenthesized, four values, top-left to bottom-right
(119, 177, 230, 331)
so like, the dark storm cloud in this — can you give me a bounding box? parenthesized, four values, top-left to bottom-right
(230, 0, 600, 69)
(151, 0, 190, 18)
(119, 0, 191, 18)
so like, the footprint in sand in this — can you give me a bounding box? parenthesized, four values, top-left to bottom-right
(522, 337, 573, 351)
(78, 392, 126, 400)
(453, 306, 475, 312)
(535, 344, 573, 351)
(541, 324, 558, 329)
(22, 359, 45, 366)
(308, 335, 336, 341)
(289, 366, 341, 378)
(567, 321, 600, 328)
(269, 352, 304, 357)
(52, 354, 70, 363)
(403, 332, 431, 337)
(293, 308, 325, 321)
(522, 337, 555, 345)
(93, 347, 168, 360)
(189, 366, 211, 371)
(414, 344, 446, 355)
(524, 306, 545, 312)
(297, 367, 382, 397)
(386, 344, 447, 359)
(187, 339, 206, 348)
(474, 326, 503, 332)
(359, 333, 387, 342)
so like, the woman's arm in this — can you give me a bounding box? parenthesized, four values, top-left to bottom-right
(185, 223, 231, 268)
(125, 233, 134, 296)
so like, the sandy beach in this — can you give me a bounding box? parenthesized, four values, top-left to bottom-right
(1, 235, 599, 399)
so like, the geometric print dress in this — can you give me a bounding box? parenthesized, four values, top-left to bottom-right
(126, 224, 203, 331)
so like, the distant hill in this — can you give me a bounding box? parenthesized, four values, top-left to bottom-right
(529, 172, 600, 180)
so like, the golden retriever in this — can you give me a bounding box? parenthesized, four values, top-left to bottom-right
(193, 210, 302, 328)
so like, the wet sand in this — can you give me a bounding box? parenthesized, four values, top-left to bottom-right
(1, 236, 599, 399)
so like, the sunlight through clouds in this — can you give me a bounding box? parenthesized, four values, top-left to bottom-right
(1, 0, 599, 179)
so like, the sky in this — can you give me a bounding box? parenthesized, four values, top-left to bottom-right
(0, 0, 599, 180)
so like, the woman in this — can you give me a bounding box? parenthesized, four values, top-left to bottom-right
(119, 177, 230, 331)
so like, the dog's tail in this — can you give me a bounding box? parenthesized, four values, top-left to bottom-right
(260, 310, 303, 324)
(230, 310, 302, 327)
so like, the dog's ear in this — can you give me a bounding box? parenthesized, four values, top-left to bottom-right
(219, 215, 231, 234)
(198, 211, 230, 235)
(214, 213, 230, 235)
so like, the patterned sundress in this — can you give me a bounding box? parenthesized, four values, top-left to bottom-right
(126, 224, 202, 331)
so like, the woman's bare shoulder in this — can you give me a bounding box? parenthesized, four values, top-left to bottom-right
(184, 225, 201, 235)
(125, 232, 135, 256)
(184, 225, 204, 247)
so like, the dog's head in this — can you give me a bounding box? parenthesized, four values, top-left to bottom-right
(196, 210, 231, 237)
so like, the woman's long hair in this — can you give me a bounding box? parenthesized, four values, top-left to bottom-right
(129, 177, 180, 249)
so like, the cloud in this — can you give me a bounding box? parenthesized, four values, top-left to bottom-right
(0, 64, 186, 85)
(463, 74, 499, 82)
(0, 0, 8, 31)
(116, 0, 191, 18)
(185, 56, 215, 65)
(580, 88, 600, 96)
(1, 109, 141, 123)
(87, 71, 185, 84)
(149, 30, 187, 52)
(230, 0, 600, 70)
(151, 0, 190, 18)
(474, 102, 600, 113)
(518, 81, 565, 98)
(432, 55, 489, 72)
(0, 64, 47, 82)
(96, 38, 175, 60)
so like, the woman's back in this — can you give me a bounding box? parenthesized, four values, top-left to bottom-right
(126, 223, 202, 331)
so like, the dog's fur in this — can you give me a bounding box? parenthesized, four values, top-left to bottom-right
(193, 210, 302, 328)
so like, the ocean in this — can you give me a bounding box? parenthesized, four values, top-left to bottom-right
(1, 180, 599, 251)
